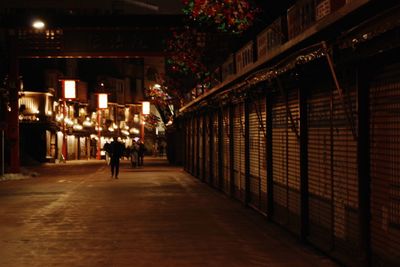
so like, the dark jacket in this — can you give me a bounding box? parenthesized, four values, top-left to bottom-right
(110, 141, 124, 159)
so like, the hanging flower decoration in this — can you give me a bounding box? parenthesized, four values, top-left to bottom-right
(165, 28, 205, 76)
(144, 113, 161, 129)
(182, 0, 259, 34)
(145, 84, 172, 108)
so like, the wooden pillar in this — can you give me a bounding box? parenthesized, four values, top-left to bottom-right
(299, 85, 309, 241)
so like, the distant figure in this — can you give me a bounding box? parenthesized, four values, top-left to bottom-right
(130, 142, 139, 168)
(159, 143, 164, 157)
(109, 137, 124, 179)
(138, 141, 146, 166)
(153, 142, 158, 157)
(103, 142, 111, 165)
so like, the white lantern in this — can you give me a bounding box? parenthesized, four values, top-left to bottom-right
(142, 101, 150, 115)
(63, 80, 76, 99)
(98, 93, 108, 109)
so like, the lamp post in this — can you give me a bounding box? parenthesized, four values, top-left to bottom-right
(60, 79, 77, 162)
(96, 93, 108, 160)
(141, 101, 150, 142)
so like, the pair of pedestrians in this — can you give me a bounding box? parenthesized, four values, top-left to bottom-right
(129, 140, 145, 168)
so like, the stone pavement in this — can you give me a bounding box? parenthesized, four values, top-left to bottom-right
(0, 157, 340, 267)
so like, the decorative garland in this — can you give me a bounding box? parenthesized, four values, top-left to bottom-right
(182, 0, 259, 34)
(165, 28, 205, 76)
(144, 113, 161, 129)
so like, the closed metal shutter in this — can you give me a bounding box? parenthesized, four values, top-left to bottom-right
(287, 90, 301, 234)
(307, 88, 334, 251)
(189, 117, 194, 175)
(212, 112, 220, 188)
(199, 115, 205, 180)
(222, 107, 231, 194)
(204, 114, 211, 184)
(307, 84, 359, 259)
(271, 90, 301, 234)
(370, 63, 400, 266)
(331, 88, 359, 260)
(185, 118, 190, 172)
(233, 103, 246, 201)
(249, 97, 267, 212)
(193, 116, 198, 178)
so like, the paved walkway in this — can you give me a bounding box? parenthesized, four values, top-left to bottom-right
(0, 157, 340, 267)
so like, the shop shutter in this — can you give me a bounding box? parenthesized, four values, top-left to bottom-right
(189, 117, 194, 175)
(370, 63, 400, 266)
(199, 115, 205, 180)
(222, 107, 231, 194)
(184, 118, 190, 171)
(204, 114, 211, 184)
(287, 90, 301, 234)
(271, 89, 301, 234)
(193, 116, 198, 178)
(307, 88, 334, 251)
(331, 87, 359, 261)
(233, 103, 246, 201)
(307, 84, 359, 261)
(249, 97, 267, 212)
(212, 112, 220, 188)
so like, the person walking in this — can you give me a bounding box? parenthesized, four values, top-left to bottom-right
(109, 137, 124, 179)
(138, 140, 146, 166)
(130, 142, 139, 168)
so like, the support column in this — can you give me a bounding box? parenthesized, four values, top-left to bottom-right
(96, 109, 101, 160)
(299, 85, 309, 241)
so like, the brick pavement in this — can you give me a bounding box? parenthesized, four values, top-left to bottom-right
(0, 157, 340, 267)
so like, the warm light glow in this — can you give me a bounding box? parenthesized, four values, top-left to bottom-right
(130, 128, 140, 134)
(133, 114, 139, 123)
(63, 80, 76, 99)
(32, 20, 45, 29)
(98, 93, 108, 109)
(142, 101, 150, 115)
(73, 124, 83, 131)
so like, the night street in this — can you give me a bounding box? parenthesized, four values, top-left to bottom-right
(0, 158, 337, 267)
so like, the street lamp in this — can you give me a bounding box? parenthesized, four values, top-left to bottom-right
(96, 92, 108, 160)
(60, 79, 77, 162)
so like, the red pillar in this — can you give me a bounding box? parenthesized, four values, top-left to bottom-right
(96, 110, 101, 160)
(62, 100, 67, 161)
(6, 30, 20, 173)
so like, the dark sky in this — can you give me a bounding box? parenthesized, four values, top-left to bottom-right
(0, 0, 184, 14)
(0, 0, 295, 16)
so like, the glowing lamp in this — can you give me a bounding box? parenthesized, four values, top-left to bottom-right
(32, 20, 45, 29)
(63, 80, 76, 99)
(142, 101, 150, 115)
(98, 93, 108, 109)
